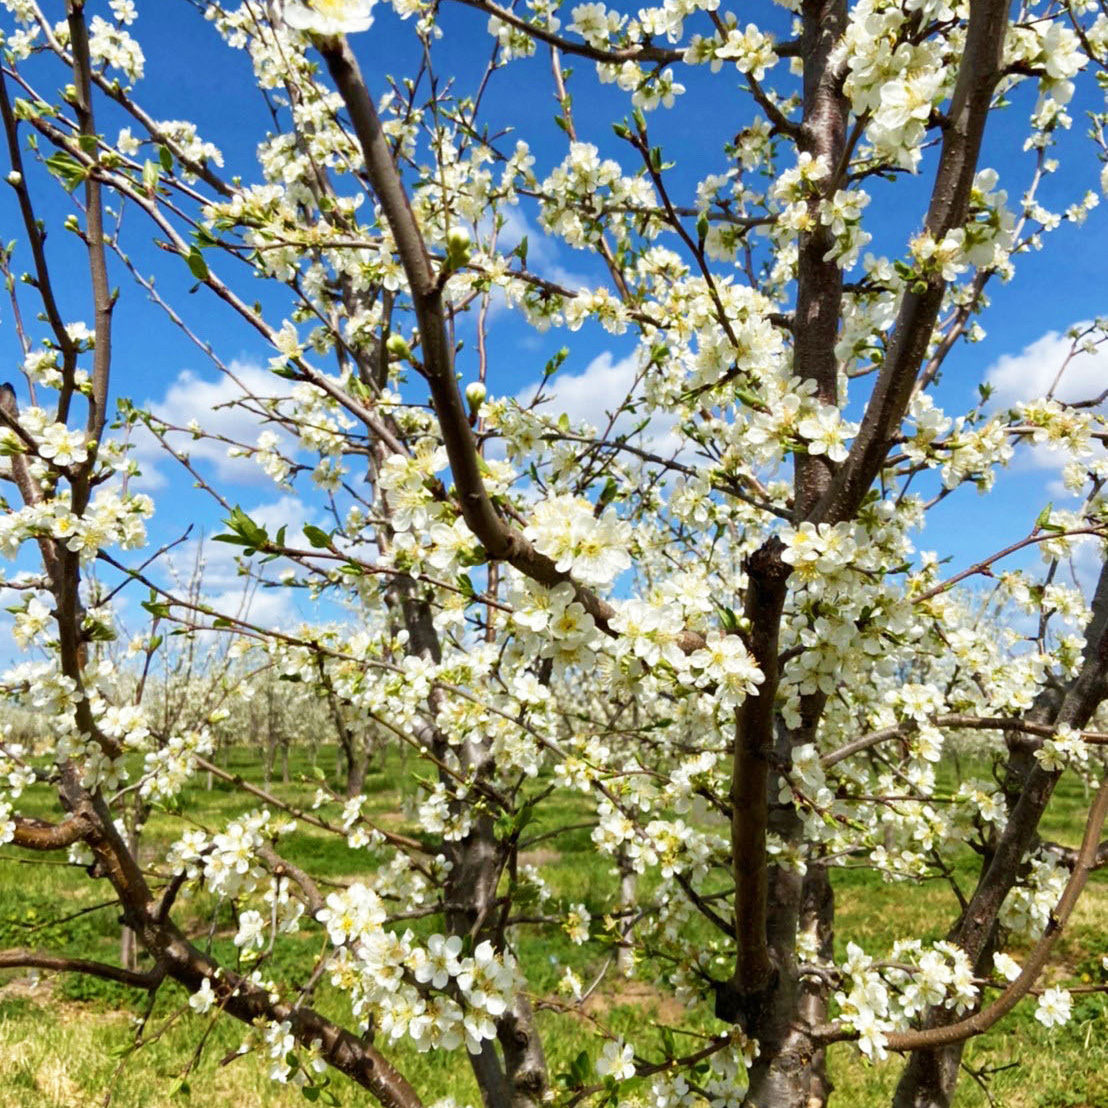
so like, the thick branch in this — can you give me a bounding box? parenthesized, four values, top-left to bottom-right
(66, 0, 115, 449)
(319, 37, 703, 650)
(727, 537, 790, 1000)
(0, 947, 164, 988)
(10, 813, 92, 851)
(810, 0, 1010, 525)
(792, 0, 848, 517)
(884, 775, 1108, 1051)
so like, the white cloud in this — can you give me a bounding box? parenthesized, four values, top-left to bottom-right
(985, 327, 1108, 408)
(983, 326, 1108, 481)
(151, 493, 322, 632)
(522, 350, 638, 423)
(519, 350, 683, 458)
(496, 206, 593, 291)
(129, 360, 297, 489)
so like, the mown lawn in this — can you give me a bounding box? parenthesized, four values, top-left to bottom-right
(0, 747, 1104, 1108)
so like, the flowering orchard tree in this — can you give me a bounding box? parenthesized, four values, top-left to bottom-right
(2, 0, 1108, 1106)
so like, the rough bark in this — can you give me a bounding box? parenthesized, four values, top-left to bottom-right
(893, 561, 1108, 1108)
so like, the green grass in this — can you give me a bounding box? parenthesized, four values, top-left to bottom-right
(0, 746, 1105, 1108)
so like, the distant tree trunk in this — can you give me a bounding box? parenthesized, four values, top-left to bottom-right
(264, 687, 278, 786)
(617, 847, 636, 977)
(120, 805, 140, 972)
(324, 683, 367, 796)
(345, 745, 367, 797)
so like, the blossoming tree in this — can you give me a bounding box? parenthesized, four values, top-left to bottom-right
(1, 1, 1108, 1107)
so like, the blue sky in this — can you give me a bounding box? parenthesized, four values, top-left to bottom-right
(1, 1, 1106, 654)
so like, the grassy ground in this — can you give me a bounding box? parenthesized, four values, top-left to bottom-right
(0, 747, 1105, 1108)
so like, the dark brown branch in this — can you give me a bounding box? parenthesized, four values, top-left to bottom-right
(320, 37, 706, 651)
(727, 537, 790, 999)
(65, 1, 115, 449)
(792, 0, 848, 517)
(884, 774, 1108, 1051)
(0, 947, 165, 989)
(10, 813, 93, 851)
(0, 72, 78, 393)
(810, 0, 1010, 525)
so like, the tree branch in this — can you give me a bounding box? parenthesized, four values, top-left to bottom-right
(0, 947, 165, 989)
(884, 774, 1108, 1051)
(810, 0, 1010, 525)
(319, 36, 704, 649)
(10, 813, 93, 851)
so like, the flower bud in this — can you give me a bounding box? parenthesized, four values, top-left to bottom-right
(444, 226, 472, 269)
(465, 381, 487, 409)
(446, 226, 471, 253)
(386, 333, 412, 361)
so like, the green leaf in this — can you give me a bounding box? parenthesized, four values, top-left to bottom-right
(141, 592, 171, 619)
(168, 1075, 191, 1098)
(660, 1025, 676, 1057)
(44, 150, 87, 192)
(158, 144, 173, 172)
(570, 1050, 591, 1085)
(185, 246, 209, 281)
(229, 507, 268, 546)
(84, 621, 117, 643)
(303, 524, 332, 549)
(596, 477, 619, 511)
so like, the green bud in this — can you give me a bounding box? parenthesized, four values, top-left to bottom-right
(386, 333, 412, 361)
(444, 226, 472, 270)
(464, 381, 487, 409)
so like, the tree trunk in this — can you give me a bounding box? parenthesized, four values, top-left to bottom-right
(345, 744, 367, 797)
(617, 847, 636, 977)
(797, 864, 834, 1107)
